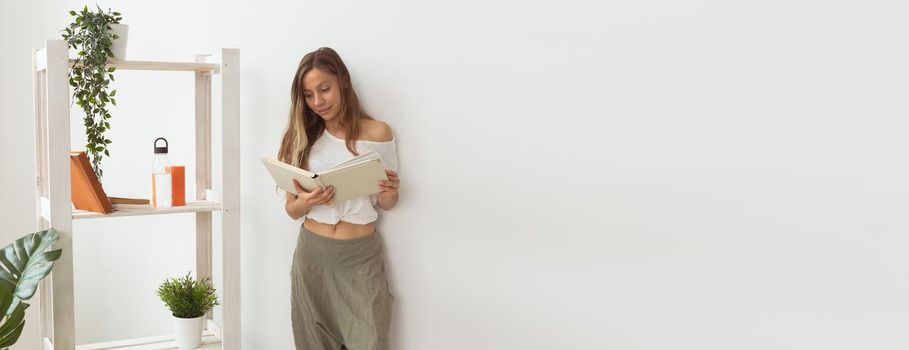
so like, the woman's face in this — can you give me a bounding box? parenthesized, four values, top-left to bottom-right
(302, 68, 342, 122)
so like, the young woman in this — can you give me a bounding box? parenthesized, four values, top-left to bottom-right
(278, 47, 400, 350)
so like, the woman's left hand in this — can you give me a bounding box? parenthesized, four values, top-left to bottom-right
(378, 169, 400, 195)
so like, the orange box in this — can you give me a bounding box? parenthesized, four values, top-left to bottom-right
(166, 165, 185, 206)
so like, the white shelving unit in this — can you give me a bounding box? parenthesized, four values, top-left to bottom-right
(31, 40, 240, 350)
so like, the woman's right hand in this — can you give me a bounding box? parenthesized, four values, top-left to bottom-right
(290, 179, 335, 212)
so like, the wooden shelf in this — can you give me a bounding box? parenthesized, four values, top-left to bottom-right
(75, 332, 221, 350)
(40, 321, 222, 350)
(70, 201, 222, 220)
(34, 48, 221, 73)
(76, 331, 221, 350)
(34, 41, 241, 350)
(78, 59, 222, 73)
(41, 320, 223, 350)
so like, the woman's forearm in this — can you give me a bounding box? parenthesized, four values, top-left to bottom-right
(286, 199, 310, 220)
(378, 193, 398, 211)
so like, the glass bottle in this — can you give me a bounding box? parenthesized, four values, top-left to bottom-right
(152, 137, 172, 208)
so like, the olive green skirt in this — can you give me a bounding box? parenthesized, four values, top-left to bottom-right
(291, 224, 395, 350)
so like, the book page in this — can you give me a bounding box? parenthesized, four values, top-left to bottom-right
(318, 159, 388, 204)
(323, 150, 382, 175)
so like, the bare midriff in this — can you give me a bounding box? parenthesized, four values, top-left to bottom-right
(304, 217, 376, 240)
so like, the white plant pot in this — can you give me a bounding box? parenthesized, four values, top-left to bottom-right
(108, 23, 128, 60)
(174, 316, 204, 349)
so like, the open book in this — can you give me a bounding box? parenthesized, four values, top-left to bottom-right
(261, 150, 389, 206)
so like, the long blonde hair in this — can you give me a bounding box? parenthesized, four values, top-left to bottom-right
(277, 47, 373, 169)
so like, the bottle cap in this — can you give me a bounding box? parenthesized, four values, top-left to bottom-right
(154, 137, 168, 154)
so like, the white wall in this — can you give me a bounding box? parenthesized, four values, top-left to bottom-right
(3, 0, 909, 349)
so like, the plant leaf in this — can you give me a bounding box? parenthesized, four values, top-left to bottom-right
(0, 300, 28, 348)
(0, 229, 61, 301)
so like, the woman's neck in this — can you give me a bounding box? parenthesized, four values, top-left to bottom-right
(325, 120, 346, 135)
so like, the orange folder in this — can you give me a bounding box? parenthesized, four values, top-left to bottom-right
(70, 151, 113, 214)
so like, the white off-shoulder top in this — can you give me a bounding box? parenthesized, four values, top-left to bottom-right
(303, 129, 398, 225)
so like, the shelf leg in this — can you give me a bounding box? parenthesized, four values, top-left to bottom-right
(221, 48, 241, 350)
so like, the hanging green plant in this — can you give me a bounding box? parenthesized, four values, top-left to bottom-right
(61, 5, 123, 179)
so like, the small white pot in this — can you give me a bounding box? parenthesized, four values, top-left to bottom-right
(107, 23, 129, 59)
(174, 316, 204, 349)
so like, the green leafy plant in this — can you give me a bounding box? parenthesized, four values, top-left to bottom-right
(61, 5, 123, 179)
(156, 272, 220, 319)
(0, 229, 62, 349)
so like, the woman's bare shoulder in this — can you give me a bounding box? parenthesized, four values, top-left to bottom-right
(360, 119, 393, 142)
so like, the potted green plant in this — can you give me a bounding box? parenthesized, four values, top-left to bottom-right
(61, 5, 127, 179)
(0, 229, 62, 349)
(156, 272, 220, 349)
